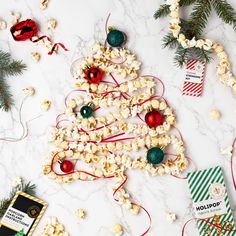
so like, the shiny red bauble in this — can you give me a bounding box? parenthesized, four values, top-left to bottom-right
(85, 67, 103, 84)
(60, 160, 74, 173)
(145, 110, 163, 128)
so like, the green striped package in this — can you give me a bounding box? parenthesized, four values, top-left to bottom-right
(187, 166, 236, 236)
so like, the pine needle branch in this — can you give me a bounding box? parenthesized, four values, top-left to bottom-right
(189, 0, 212, 34)
(0, 76, 14, 111)
(163, 32, 179, 49)
(154, 4, 170, 19)
(212, 0, 236, 30)
(0, 50, 26, 111)
(0, 180, 36, 218)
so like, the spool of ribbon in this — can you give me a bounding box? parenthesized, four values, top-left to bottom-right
(10, 19, 68, 55)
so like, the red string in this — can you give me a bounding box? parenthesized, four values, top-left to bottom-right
(182, 218, 236, 236)
(31, 36, 68, 55)
(230, 137, 236, 190)
(113, 176, 152, 236)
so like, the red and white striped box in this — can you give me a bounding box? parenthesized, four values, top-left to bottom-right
(182, 59, 206, 97)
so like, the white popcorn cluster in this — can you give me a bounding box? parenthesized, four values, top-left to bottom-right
(167, 0, 236, 90)
(41, 100, 51, 111)
(22, 87, 35, 96)
(0, 19, 7, 30)
(74, 209, 86, 219)
(111, 224, 123, 236)
(11, 177, 22, 188)
(40, 217, 69, 236)
(31, 52, 41, 62)
(40, 0, 49, 10)
(43, 43, 187, 212)
(47, 18, 57, 29)
(166, 212, 177, 223)
(209, 109, 221, 120)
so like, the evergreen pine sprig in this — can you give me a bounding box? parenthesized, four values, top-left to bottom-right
(0, 179, 36, 218)
(154, 0, 236, 67)
(0, 50, 26, 111)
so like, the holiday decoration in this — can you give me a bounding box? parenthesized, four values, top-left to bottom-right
(15, 229, 24, 236)
(145, 110, 163, 128)
(147, 147, 164, 164)
(43, 22, 187, 235)
(107, 29, 126, 47)
(80, 104, 93, 118)
(60, 160, 74, 173)
(154, 0, 236, 92)
(85, 67, 103, 84)
(10, 19, 68, 55)
(0, 50, 26, 111)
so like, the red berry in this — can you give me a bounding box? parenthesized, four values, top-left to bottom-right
(85, 67, 103, 84)
(60, 160, 74, 173)
(145, 111, 163, 128)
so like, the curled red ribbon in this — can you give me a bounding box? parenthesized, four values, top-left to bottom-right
(10, 19, 68, 55)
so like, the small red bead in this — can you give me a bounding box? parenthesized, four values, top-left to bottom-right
(85, 67, 103, 84)
(145, 110, 163, 128)
(60, 160, 74, 173)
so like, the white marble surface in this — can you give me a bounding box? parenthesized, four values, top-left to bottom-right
(0, 0, 236, 235)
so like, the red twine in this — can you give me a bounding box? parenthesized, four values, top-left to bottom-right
(10, 19, 68, 55)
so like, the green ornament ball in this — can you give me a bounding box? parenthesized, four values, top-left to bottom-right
(80, 105, 93, 118)
(107, 29, 125, 47)
(147, 147, 164, 165)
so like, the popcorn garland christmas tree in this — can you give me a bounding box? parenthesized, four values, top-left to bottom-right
(43, 27, 188, 234)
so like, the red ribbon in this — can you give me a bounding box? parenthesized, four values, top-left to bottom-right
(10, 19, 68, 55)
(182, 218, 236, 235)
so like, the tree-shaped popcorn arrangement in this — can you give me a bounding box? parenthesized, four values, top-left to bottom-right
(43, 26, 188, 234)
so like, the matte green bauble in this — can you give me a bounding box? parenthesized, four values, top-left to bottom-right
(147, 147, 164, 164)
(80, 105, 93, 118)
(107, 29, 125, 47)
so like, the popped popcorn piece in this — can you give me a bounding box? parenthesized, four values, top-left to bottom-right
(11, 177, 22, 187)
(11, 12, 21, 25)
(209, 109, 221, 120)
(41, 100, 51, 111)
(39, 217, 69, 236)
(166, 212, 177, 223)
(40, 0, 49, 10)
(130, 204, 140, 215)
(31, 52, 41, 62)
(74, 209, 86, 219)
(22, 87, 35, 96)
(111, 224, 123, 236)
(47, 18, 57, 29)
(0, 20, 7, 30)
(220, 146, 233, 157)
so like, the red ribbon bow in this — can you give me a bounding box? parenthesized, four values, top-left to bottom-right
(10, 19, 68, 55)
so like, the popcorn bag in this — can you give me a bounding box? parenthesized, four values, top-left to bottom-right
(187, 166, 236, 236)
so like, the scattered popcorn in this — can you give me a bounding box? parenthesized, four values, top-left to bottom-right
(74, 209, 86, 219)
(11, 12, 21, 25)
(22, 87, 35, 96)
(209, 109, 221, 120)
(130, 204, 140, 215)
(0, 20, 7, 30)
(39, 217, 69, 236)
(40, 0, 49, 10)
(111, 224, 123, 236)
(31, 52, 41, 62)
(220, 146, 233, 157)
(166, 212, 177, 223)
(41, 100, 51, 111)
(11, 177, 22, 188)
(47, 18, 57, 29)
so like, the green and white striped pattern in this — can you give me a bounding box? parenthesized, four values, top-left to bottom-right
(187, 166, 236, 236)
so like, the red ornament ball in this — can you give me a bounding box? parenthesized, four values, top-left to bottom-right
(145, 110, 163, 128)
(85, 67, 103, 84)
(60, 160, 74, 173)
